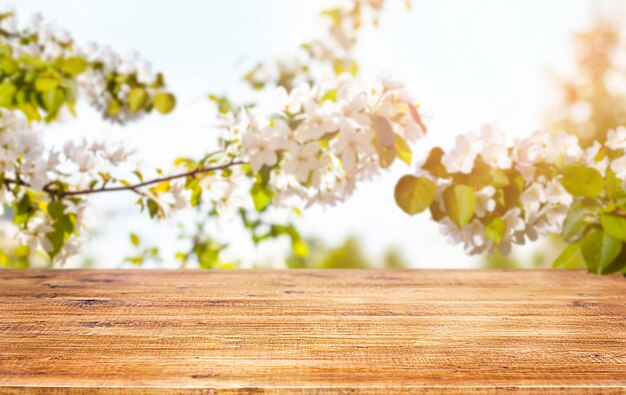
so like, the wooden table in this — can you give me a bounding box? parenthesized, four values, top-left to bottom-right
(1, 270, 625, 394)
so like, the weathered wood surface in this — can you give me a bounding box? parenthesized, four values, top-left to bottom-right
(0, 269, 625, 394)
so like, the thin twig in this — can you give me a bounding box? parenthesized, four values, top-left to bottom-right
(3, 161, 244, 200)
(56, 161, 244, 198)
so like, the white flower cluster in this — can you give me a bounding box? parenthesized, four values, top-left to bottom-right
(0, 111, 57, 190)
(0, 10, 74, 61)
(77, 46, 159, 124)
(243, 0, 386, 91)
(220, 73, 425, 209)
(0, 111, 137, 190)
(325, 1, 384, 54)
(0, 8, 168, 124)
(0, 110, 141, 262)
(429, 125, 583, 256)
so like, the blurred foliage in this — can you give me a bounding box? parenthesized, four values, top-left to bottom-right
(483, 234, 585, 270)
(0, 244, 31, 268)
(548, 15, 626, 147)
(286, 235, 408, 269)
(484, 13, 626, 270)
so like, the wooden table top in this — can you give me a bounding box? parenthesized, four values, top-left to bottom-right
(0, 269, 625, 394)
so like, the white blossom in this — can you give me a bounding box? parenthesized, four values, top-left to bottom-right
(284, 142, 323, 182)
(611, 155, 626, 180)
(607, 126, 626, 151)
(442, 133, 481, 174)
(474, 186, 496, 218)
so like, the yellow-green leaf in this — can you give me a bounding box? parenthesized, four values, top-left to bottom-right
(394, 135, 412, 165)
(19, 54, 44, 68)
(321, 89, 337, 102)
(552, 242, 580, 269)
(107, 99, 122, 116)
(1, 57, 18, 75)
(35, 76, 59, 91)
(151, 180, 171, 194)
(128, 87, 148, 113)
(421, 147, 449, 178)
(153, 92, 176, 114)
(292, 237, 309, 257)
(40, 88, 65, 115)
(560, 164, 604, 198)
(0, 82, 16, 106)
(485, 217, 505, 244)
(394, 175, 436, 215)
(600, 214, 626, 242)
(130, 233, 140, 247)
(61, 56, 88, 75)
(580, 229, 621, 274)
(19, 103, 41, 122)
(443, 184, 475, 228)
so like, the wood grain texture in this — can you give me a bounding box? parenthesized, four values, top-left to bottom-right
(0, 269, 625, 394)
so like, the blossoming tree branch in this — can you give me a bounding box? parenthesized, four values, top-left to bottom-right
(0, 2, 425, 266)
(1, 2, 623, 275)
(394, 127, 626, 275)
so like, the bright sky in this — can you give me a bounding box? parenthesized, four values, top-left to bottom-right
(15, 0, 605, 268)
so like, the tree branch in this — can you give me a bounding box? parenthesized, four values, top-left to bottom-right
(55, 161, 244, 198)
(3, 161, 244, 200)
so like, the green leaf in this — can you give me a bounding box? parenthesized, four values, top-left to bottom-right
(371, 115, 396, 168)
(1, 57, 18, 75)
(561, 202, 589, 241)
(0, 82, 16, 107)
(190, 183, 202, 208)
(580, 229, 622, 274)
(40, 88, 65, 115)
(107, 99, 122, 116)
(454, 157, 492, 188)
(47, 201, 66, 219)
(333, 59, 358, 76)
(552, 242, 580, 269)
(606, 168, 621, 200)
(485, 217, 505, 244)
(35, 76, 59, 91)
(147, 198, 161, 219)
(130, 233, 140, 247)
(600, 215, 626, 242)
(250, 182, 274, 211)
(429, 200, 446, 222)
(153, 92, 176, 114)
(560, 164, 604, 198)
(13, 193, 35, 225)
(394, 175, 436, 215)
(128, 87, 148, 113)
(292, 237, 309, 257)
(61, 56, 88, 75)
(375, 143, 396, 168)
(489, 168, 509, 188)
(208, 94, 232, 114)
(443, 184, 475, 228)
(393, 135, 412, 165)
(19, 103, 41, 122)
(602, 247, 626, 274)
(19, 54, 44, 68)
(150, 73, 165, 89)
(321, 89, 337, 102)
(421, 147, 449, 178)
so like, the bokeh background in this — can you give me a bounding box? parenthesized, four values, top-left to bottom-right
(9, 0, 626, 269)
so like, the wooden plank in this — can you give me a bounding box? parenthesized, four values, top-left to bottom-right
(0, 269, 625, 394)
